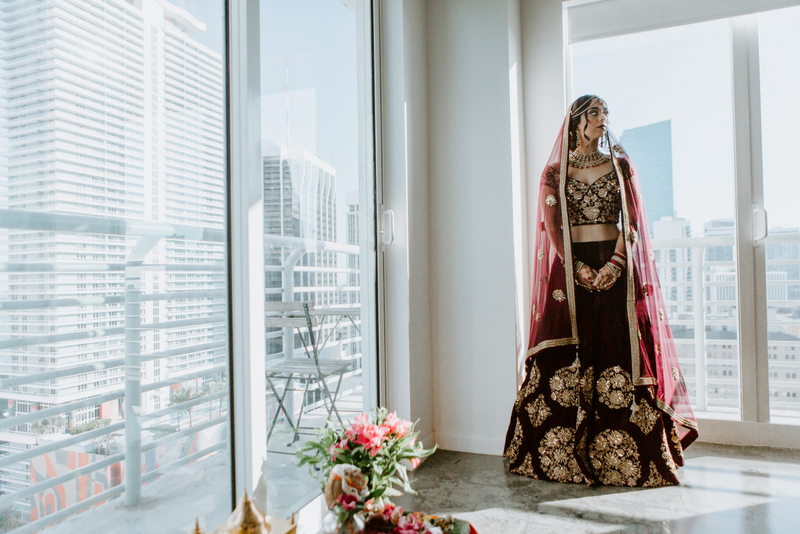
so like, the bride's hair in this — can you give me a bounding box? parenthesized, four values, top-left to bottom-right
(568, 94, 603, 151)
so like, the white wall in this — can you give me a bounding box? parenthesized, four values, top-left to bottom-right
(426, 0, 518, 455)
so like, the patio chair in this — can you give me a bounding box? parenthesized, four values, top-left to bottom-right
(265, 301, 353, 445)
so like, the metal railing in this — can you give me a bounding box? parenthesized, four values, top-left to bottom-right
(0, 209, 230, 530)
(651, 232, 800, 417)
(263, 234, 363, 431)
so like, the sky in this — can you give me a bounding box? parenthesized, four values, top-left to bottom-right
(572, 6, 800, 235)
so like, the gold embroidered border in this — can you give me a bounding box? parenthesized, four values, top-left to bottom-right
(655, 398, 699, 431)
(612, 153, 642, 386)
(635, 377, 657, 387)
(527, 336, 579, 357)
(559, 114, 579, 342)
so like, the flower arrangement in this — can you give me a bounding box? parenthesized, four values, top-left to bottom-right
(297, 408, 450, 533)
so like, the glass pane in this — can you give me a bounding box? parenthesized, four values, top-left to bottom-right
(572, 19, 741, 420)
(0, 0, 230, 532)
(260, 0, 375, 517)
(759, 5, 800, 425)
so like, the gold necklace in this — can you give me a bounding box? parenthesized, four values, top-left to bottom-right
(569, 150, 610, 169)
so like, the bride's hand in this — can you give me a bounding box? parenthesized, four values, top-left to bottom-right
(593, 265, 617, 291)
(576, 264, 598, 291)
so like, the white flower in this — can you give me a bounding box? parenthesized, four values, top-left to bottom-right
(423, 521, 443, 534)
(330, 464, 369, 500)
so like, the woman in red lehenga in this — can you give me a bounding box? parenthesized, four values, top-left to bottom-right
(504, 95, 698, 487)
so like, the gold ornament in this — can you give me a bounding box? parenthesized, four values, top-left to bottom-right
(205, 491, 296, 534)
(569, 150, 611, 169)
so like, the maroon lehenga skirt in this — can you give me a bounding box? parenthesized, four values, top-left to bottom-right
(504, 240, 685, 487)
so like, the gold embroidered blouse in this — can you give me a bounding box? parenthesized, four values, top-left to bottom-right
(542, 165, 623, 226)
(565, 170, 621, 226)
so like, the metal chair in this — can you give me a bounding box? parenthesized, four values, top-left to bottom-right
(265, 302, 353, 445)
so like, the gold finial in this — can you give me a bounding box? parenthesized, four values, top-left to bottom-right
(192, 518, 205, 534)
(225, 491, 270, 534)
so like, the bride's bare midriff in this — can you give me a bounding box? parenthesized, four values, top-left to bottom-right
(570, 223, 619, 243)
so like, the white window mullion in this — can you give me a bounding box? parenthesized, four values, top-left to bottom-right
(730, 15, 770, 423)
(228, 0, 268, 505)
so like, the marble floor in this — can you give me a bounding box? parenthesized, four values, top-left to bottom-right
(394, 443, 800, 534)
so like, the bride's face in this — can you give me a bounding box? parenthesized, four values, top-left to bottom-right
(577, 99, 609, 145)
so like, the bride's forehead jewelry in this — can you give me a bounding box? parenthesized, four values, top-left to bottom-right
(570, 98, 606, 117)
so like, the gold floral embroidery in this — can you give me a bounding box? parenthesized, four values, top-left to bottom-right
(517, 363, 541, 409)
(552, 289, 565, 302)
(660, 428, 677, 472)
(505, 419, 523, 462)
(537, 249, 544, 261)
(671, 367, 680, 381)
(643, 284, 651, 296)
(589, 430, 641, 487)
(596, 366, 634, 409)
(550, 358, 580, 407)
(539, 427, 586, 484)
(512, 452, 537, 478)
(580, 366, 594, 407)
(576, 406, 586, 427)
(628, 227, 638, 245)
(658, 309, 664, 321)
(565, 171, 621, 226)
(642, 461, 668, 488)
(545, 194, 557, 207)
(535, 312, 541, 322)
(669, 423, 685, 458)
(613, 145, 625, 155)
(526, 394, 551, 427)
(655, 343, 661, 357)
(649, 251, 655, 262)
(629, 399, 659, 435)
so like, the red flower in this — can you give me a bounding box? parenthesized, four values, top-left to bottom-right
(336, 493, 357, 511)
(410, 458, 421, 469)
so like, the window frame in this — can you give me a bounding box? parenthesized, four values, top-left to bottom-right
(562, 0, 800, 447)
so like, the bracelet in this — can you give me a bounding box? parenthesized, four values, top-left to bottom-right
(611, 251, 627, 268)
(574, 260, 585, 274)
(607, 257, 624, 271)
(604, 261, 621, 279)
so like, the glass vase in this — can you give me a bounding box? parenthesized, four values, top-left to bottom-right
(321, 510, 364, 534)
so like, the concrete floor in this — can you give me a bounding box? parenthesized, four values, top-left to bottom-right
(393, 443, 800, 534)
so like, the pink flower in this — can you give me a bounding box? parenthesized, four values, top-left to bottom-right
(394, 514, 423, 534)
(410, 457, 421, 469)
(385, 412, 412, 438)
(336, 493, 357, 511)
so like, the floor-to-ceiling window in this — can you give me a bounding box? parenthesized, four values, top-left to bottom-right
(0, 0, 231, 532)
(567, 0, 800, 430)
(258, 0, 379, 518)
(0, 0, 379, 531)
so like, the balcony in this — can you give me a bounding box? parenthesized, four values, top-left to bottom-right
(0, 208, 363, 531)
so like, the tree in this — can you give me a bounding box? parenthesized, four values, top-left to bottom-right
(201, 378, 227, 420)
(169, 385, 198, 431)
(0, 507, 23, 533)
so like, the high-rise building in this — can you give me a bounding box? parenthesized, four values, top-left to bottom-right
(620, 120, 674, 234)
(345, 191, 360, 302)
(263, 146, 339, 361)
(0, 0, 226, 515)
